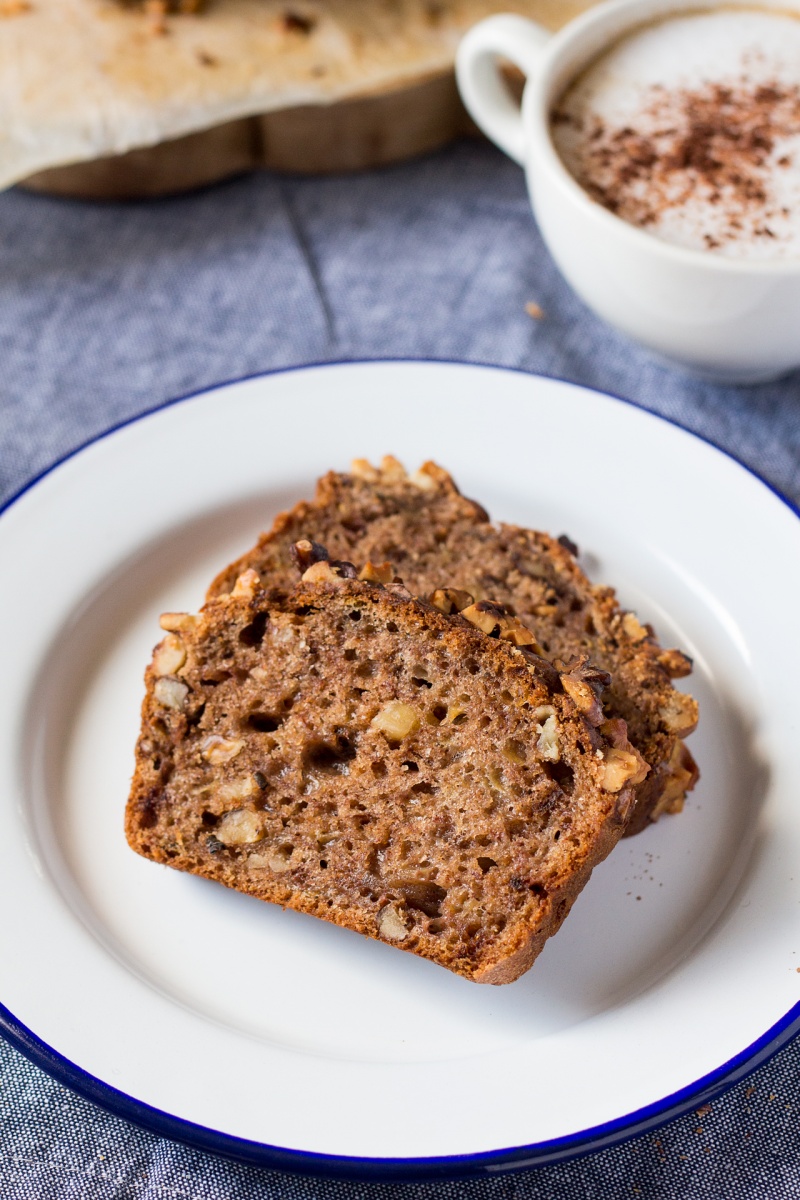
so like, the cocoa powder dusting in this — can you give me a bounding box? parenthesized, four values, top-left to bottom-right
(554, 79, 800, 249)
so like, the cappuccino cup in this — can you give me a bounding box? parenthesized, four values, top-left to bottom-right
(456, 0, 800, 383)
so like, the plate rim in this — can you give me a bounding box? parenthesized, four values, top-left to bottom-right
(2, 999, 800, 1179)
(3, 357, 799, 1179)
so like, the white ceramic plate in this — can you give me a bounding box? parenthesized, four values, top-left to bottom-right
(1, 361, 798, 1179)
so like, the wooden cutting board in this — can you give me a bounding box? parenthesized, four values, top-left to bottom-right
(22, 71, 475, 200)
(18, 0, 590, 201)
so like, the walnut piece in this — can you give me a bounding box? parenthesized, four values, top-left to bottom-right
(601, 748, 647, 792)
(651, 739, 699, 819)
(621, 612, 650, 643)
(201, 735, 245, 765)
(378, 903, 408, 941)
(232, 569, 260, 600)
(301, 561, 342, 584)
(656, 648, 693, 678)
(372, 702, 421, 741)
(559, 657, 611, 727)
(217, 776, 259, 803)
(532, 705, 559, 761)
(351, 456, 407, 484)
(460, 599, 542, 651)
(249, 849, 293, 872)
(377, 455, 408, 483)
(429, 587, 474, 614)
(350, 458, 380, 483)
(599, 719, 649, 791)
(159, 612, 198, 633)
(358, 561, 394, 584)
(153, 677, 188, 710)
(659, 692, 698, 736)
(501, 623, 539, 649)
(216, 809, 262, 846)
(152, 634, 186, 677)
(409, 468, 437, 491)
(301, 558, 358, 585)
(460, 601, 507, 636)
(560, 674, 599, 719)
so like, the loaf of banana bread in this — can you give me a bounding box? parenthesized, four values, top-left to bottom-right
(127, 555, 647, 983)
(208, 459, 698, 835)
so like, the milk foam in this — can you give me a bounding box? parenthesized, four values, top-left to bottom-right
(552, 10, 800, 259)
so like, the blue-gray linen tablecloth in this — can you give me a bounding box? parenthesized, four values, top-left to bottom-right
(1, 140, 798, 1199)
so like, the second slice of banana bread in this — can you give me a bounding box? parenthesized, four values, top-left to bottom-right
(208, 458, 698, 835)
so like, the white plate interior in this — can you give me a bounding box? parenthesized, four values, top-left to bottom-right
(3, 363, 799, 1161)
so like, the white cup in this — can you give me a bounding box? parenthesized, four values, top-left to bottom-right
(456, 0, 800, 384)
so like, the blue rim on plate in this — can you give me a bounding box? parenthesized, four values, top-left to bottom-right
(2, 358, 798, 1180)
(2, 999, 800, 1179)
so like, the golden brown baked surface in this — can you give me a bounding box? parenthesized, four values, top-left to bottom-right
(127, 560, 646, 984)
(208, 459, 699, 835)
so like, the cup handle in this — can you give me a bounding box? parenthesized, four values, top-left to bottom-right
(456, 14, 552, 166)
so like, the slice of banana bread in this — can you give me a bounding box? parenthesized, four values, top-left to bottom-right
(208, 458, 699, 836)
(128, 557, 647, 984)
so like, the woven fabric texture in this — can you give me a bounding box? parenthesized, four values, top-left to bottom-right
(0, 140, 798, 1199)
